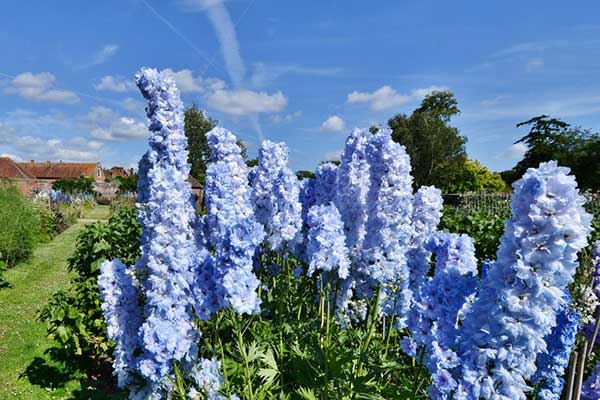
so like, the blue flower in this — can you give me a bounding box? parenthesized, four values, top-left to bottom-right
(533, 293, 580, 400)
(98, 259, 143, 388)
(359, 129, 414, 323)
(456, 161, 592, 400)
(204, 127, 265, 315)
(250, 140, 302, 252)
(306, 203, 351, 279)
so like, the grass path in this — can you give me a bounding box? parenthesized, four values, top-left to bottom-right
(0, 206, 111, 399)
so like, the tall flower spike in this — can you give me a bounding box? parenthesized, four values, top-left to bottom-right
(293, 177, 316, 263)
(456, 161, 592, 400)
(133, 68, 201, 395)
(359, 129, 414, 323)
(593, 241, 600, 297)
(314, 162, 338, 206)
(250, 140, 301, 252)
(204, 127, 265, 315)
(406, 233, 478, 400)
(250, 140, 288, 226)
(582, 358, 600, 399)
(407, 185, 443, 296)
(335, 128, 371, 253)
(532, 292, 580, 400)
(306, 203, 350, 279)
(98, 259, 143, 389)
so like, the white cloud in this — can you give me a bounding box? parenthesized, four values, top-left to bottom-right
(497, 142, 528, 160)
(179, 0, 245, 85)
(85, 106, 148, 141)
(525, 58, 544, 72)
(95, 75, 133, 92)
(121, 97, 144, 113)
(347, 85, 448, 111)
(320, 115, 345, 132)
(324, 150, 343, 160)
(161, 68, 226, 93)
(92, 44, 119, 65)
(206, 89, 287, 115)
(270, 110, 302, 124)
(10, 135, 102, 162)
(250, 63, 342, 87)
(0, 153, 23, 161)
(3, 72, 79, 104)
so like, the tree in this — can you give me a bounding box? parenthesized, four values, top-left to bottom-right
(114, 175, 138, 194)
(507, 115, 600, 190)
(388, 91, 467, 192)
(184, 105, 217, 184)
(445, 159, 507, 193)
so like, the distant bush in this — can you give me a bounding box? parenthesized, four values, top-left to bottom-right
(113, 175, 138, 194)
(52, 177, 95, 195)
(0, 261, 10, 289)
(0, 186, 41, 266)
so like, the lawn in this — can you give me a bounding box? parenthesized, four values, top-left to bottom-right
(0, 206, 118, 400)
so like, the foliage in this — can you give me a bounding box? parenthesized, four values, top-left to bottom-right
(388, 91, 468, 192)
(113, 174, 138, 194)
(0, 185, 41, 266)
(439, 206, 508, 263)
(295, 170, 315, 180)
(38, 206, 141, 373)
(185, 104, 217, 184)
(445, 159, 507, 193)
(505, 115, 600, 190)
(0, 260, 10, 289)
(52, 176, 96, 195)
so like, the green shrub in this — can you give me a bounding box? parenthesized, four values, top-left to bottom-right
(0, 186, 41, 266)
(0, 260, 10, 289)
(439, 206, 508, 263)
(52, 177, 95, 195)
(39, 205, 141, 370)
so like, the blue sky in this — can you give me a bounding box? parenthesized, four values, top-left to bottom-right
(1, 0, 600, 172)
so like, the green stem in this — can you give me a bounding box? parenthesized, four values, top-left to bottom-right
(234, 314, 255, 400)
(356, 285, 382, 377)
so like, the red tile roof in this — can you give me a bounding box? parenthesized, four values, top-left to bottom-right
(0, 157, 35, 179)
(17, 161, 100, 179)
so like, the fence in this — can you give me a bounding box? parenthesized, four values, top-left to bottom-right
(444, 191, 600, 217)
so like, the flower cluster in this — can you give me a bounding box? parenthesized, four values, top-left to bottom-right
(582, 359, 600, 400)
(314, 162, 338, 206)
(98, 68, 220, 399)
(335, 129, 371, 253)
(455, 161, 592, 400)
(407, 186, 443, 296)
(250, 140, 302, 252)
(204, 127, 265, 315)
(306, 203, 350, 279)
(188, 358, 237, 400)
(405, 232, 478, 399)
(360, 130, 414, 323)
(532, 293, 580, 400)
(97, 259, 142, 388)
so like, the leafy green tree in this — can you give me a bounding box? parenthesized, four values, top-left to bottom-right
(52, 177, 95, 195)
(296, 170, 315, 180)
(446, 159, 507, 193)
(388, 91, 467, 192)
(507, 115, 600, 190)
(113, 174, 138, 194)
(184, 105, 217, 184)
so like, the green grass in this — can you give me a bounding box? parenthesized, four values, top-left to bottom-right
(0, 208, 120, 400)
(81, 205, 110, 221)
